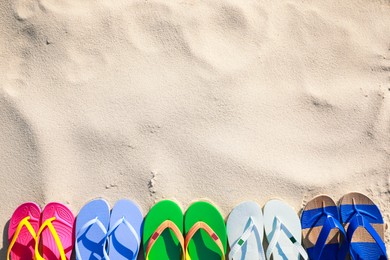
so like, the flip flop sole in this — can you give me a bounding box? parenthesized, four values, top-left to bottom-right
(301, 195, 341, 260)
(227, 201, 264, 259)
(143, 200, 184, 260)
(263, 199, 302, 260)
(41, 202, 75, 259)
(8, 202, 41, 260)
(185, 201, 227, 260)
(339, 192, 386, 259)
(76, 198, 110, 259)
(109, 199, 143, 260)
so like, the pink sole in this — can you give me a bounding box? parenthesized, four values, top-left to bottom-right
(8, 202, 41, 260)
(40, 202, 75, 259)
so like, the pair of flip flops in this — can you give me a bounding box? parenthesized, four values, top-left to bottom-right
(75, 198, 143, 260)
(8, 202, 74, 260)
(143, 200, 227, 260)
(302, 192, 388, 260)
(227, 200, 308, 260)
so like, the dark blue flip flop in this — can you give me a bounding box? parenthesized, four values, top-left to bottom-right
(340, 192, 387, 260)
(301, 195, 348, 260)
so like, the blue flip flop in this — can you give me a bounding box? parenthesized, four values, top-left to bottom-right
(107, 199, 143, 260)
(301, 195, 348, 260)
(340, 192, 388, 260)
(76, 198, 110, 259)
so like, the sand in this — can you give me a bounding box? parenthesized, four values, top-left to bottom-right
(0, 0, 389, 256)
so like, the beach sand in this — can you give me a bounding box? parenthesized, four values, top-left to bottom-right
(0, 0, 389, 256)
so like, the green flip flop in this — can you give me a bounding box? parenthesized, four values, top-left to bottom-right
(143, 200, 185, 260)
(184, 201, 227, 260)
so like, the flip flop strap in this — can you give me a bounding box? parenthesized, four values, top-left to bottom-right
(229, 217, 265, 260)
(7, 216, 38, 260)
(266, 217, 308, 260)
(34, 217, 71, 260)
(145, 220, 185, 260)
(105, 217, 140, 260)
(313, 214, 348, 260)
(75, 217, 109, 260)
(185, 221, 225, 260)
(347, 214, 387, 260)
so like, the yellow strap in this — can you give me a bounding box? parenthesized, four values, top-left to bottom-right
(34, 217, 67, 260)
(7, 216, 37, 260)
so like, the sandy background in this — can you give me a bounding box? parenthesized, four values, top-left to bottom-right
(0, 0, 389, 256)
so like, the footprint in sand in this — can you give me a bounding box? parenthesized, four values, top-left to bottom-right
(13, 0, 41, 20)
(124, 2, 191, 55)
(184, 2, 268, 71)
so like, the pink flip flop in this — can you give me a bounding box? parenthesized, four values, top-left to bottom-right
(8, 202, 41, 260)
(35, 202, 75, 260)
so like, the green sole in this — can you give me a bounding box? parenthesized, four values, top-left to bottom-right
(143, 200, 184, 260)
(184, 201, 227, 260)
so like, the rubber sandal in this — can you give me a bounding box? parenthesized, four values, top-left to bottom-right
(263, 199, 308, 260)
(340, 192, 388, 260)
(35, 202, 75, 260)
(107, 199, 143, 260)
(184, 201, 227, 260)
(227, 201, 265, 260)
(8, 202, 41, 260)
(75, 198, 110, 260)
(143, 200, 185, 260)
(301, 195, 348, 260)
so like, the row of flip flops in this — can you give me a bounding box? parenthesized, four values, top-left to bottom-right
(7, 192, 388, 259)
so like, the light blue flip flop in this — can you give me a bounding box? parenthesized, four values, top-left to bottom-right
(107, 199, 143, 260)
(76, 198, 110, 260)
(227, 201, 265, 260)
(264, 200, 308, 260)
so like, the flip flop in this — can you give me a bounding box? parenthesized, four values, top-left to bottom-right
(339, 192, 388, 259)
(184, 201, 227, 260)
(301, 195, 348, 260)
(143, 200, 185, 260)
(7, 202, 41, 260)
(107, 199, 143, 260)
(75, 198, 110, 259)
(263, 199, 308, 260)
(227, 201, 265, 260)
(35, 202, 75, 260)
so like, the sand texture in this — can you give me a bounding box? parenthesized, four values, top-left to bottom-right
(0, 0, 389, 256)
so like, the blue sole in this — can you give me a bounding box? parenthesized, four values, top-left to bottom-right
(108, 199, 143, 260)
(76, 198, 110, 260)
